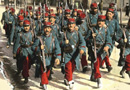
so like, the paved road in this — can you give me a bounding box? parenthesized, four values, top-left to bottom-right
(0, 5, 130, 90)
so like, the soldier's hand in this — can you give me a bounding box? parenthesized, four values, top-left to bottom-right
(80, 49, 84, 55)
(41, 45, 44, 50)
(103, 46, 109, 52)
(75, 26, 79, 31)
(55, 58, 60, 66)
(13, 54, 16, 59)
(65, 39, 69, 44)
(124, 38, 127, 43)
(92, 33, 96, 37)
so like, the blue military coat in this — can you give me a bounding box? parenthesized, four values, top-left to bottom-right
(32, 33, 61, 66)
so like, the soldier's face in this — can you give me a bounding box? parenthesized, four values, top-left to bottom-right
(19, 22, 23, 26)
(30, 12, 33, 17)
(68, 23, 75, 31)
(50, 12, 54, 14)
(66, 14, 70, 19)
(57, 9, 62, 14)
(107, 12, 114, 20)
(98, 21, 105, 27)
(24, 26, 30, 32)
(37, 15, 41, 19)
(6, 8, 8, 11)
(92, 8, 98, 14)
(50, 17, 56, 24)
(44, 27, 51, 35)
(73, 12, 77, 16)
(44, 17, 49, 22)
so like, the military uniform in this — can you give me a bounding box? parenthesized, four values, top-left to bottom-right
(34, 11, 43, 36)
(13, 20, 34, 83)
(61, 18, 86, 89)
(101, 8, 121, 72)
(32, 22, 61, 90)
(117, 23, 130, 78)
(85, 15, 112, 88)
(77, 13, 89, 73)
(7, 8, 16, 46)
(1, 6, 10, 36)
(109, 3, 119, 22)
(86, 3, 101, 62)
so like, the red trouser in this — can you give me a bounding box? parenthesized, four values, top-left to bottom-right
(94, 55, 102, 79)
(41, 66, 50, 85)
(125, 54, 130, 71)
(65, 60, 76, 81)
(81, 55, 88, 68)
(101, 56, 111, 67)
(22, 56, 31, 78)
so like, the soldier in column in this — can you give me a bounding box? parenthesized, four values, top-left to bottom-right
(100, 8, 121, 72)
(7, 8, 16, 48)
(109, 3, 119, 22)
(35, 11, 43, 36)
(116, 18, 130, 78)
(63, 9, 71, 28)
(61, 18, 86, 90)
(85, 15, 112, 88)
(71, 9, 78, 20)
(86, 2, 101, 62)
(13, 20, 34, 83)
(77, 13, 90, 73)
(13, 15, 24, 75)
(1, 6, 10, 37)
(32, 22, 61, 90)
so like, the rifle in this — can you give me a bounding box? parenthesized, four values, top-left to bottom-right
(33, 1, 36, 38)
(80, 1, 84, 12)
(65, 1, 69, 9)
(42, 4, 46, 22)
(24, 0, 27, 17)
(61, 3, 65, 32)
(86, 14, 97, 63)
(38, 37, 47, 72)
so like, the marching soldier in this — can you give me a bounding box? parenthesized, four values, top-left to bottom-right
(13, 15, 24, 75)
(71, 9, 77, 20)
(63, 9, 71, 28)
(61, 18, 86, 89)
(35, 11, 43, 36)
(86, 2, 101, 62)
(117, 18, 130, 78)
(77, 13, 90, 73)
(101, 8, 121, 72)
(32, 22, 61, 90)
(24, 11, 29, 20)
(13, 20, 34, 83)
(50, 14, 61, 41)
(1, 6, 10, 36)
(7, 8, 16, 48)
(109, 3, 119, 22)
(85, 15, 112, 88)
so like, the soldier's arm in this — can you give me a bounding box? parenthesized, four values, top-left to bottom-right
(105, 28, 112, 49)
(78, 31, 86, 52)
(13, 33, 20, 54)
(54, 36, 61, 61)
(32, 38, 41, 52)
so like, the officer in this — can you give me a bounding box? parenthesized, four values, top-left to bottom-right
(109, 3, 119, 22)
(32, 22, 61, 90)
(13, 15, 24, 75)
(7, 8, 16, 48)
(101, 8, 121, 72)
(61, 18, 86, 90)
(1, 6, 10, 37)
(13, 20, 34, 83)
(77, 13, 90, 73)
(85, 15, 112, 88)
